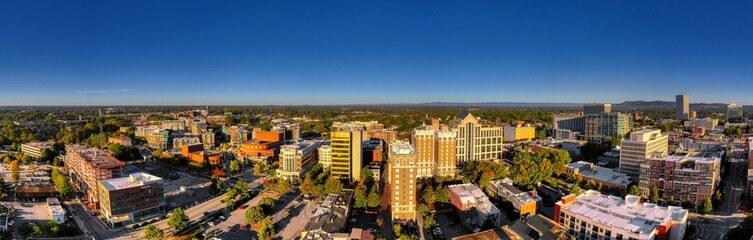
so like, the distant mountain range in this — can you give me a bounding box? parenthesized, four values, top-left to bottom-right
(613, 101, 730, 110)
(389, 101, 741, 110)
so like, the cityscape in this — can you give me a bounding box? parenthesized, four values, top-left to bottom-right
(2, 1, 753, 240)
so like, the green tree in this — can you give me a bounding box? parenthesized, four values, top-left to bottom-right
(259, 196, 277, 214)
(168, 207, 189, 231)
(650, 187, 660, 203)
(703, 197, 713, 213)
(257, 217, 275, 240)
(436, 187, 450, 204)
(40, 148, 56, 163)
(229, 160, 241, 175)
(535, 129, 547, 140)
(233, 180, 249, 198)
(245, 206, 264, 224)
(143, 224, 164, 240)
(46, 220, 61, 237)
(726, 213, 753, 240)
(324, 177, 343, 194)
(552, 150, 572, 175)
(359, 167, 374, 182)
(10, 159, 19, 182)
(32, 223, 44, 237)
(478, 170, 495, 189)
(21, 154, 32, 164)
(354, 183, 368, 209)
(300, 175, 318, 197)
(393, 224, 403, 237)
(367, 186, 380, 209)
(570, 184, 581, 195)
(423, 214, 436, 230)
(628, 185, 641, 196)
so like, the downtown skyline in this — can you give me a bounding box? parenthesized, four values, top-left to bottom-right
(1, 1, 753, 105)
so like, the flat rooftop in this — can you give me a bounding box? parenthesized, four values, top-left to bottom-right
(48, 205, 65, 216)
(448, 183, 500, 215)
(67, 144, 125, 168)
(99, 172, 163, 191)
(22, 141, 55, 149)
(389, 141, 416, 155)
(305, 189, 355, 233)
(557, 190, 688, 236)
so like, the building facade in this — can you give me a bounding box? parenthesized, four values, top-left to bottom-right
(172, 136, 201, 151)
(330, 129, 363, 181)
(145, 130, 170, 150)
(619, 129, 668, 177)
(488, 178, 541, 218)
(452, 112, 503, 162)
(503, 126, 536, 143)
(553, 114, 585, 132)
(639, 153, 721, 206)
(108, 136, 132, 146)
(584, 112, 631, 144)
(278, 141, 323, 182)
(318, 144, 332, 169)
(583, 103, 612, 115)
(683, 118, 718, 130)
(64, 145, 125, 209)
(554, 190, 688, 240)
(21, 141, 55, 159)
(98, 173, 165, 227)
(726, 103, 744, 121)
(448, 183, 502, 228)
(228, 126, 249, 147)
(389, 141, 418, 222)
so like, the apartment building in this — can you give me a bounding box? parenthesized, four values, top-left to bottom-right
(452, 112, 503, 162)
(160, 120, 186, 131)
(639, 151, 721, 206)
(201, 130, 215, 150)
(619, 129, 668, 177)
(448, 183, 502, 228)
(365, 129, 398, 145)
(227, 126, 249, 147)
(389, 140, 418, 222)
(145, 129, 170, 150)
(554, 190, 688, 240)
(21, 141, 54, 159)
(172, 136, 201, 150)
(98, 173, 165, 227)
(683, 118, 718, 130)
(64, 145, 125, 209)
(278, 140, 323, 182)
(107, 136, 132, 146)
(330, 129, 363, 181)
(567, 161, 632, 188)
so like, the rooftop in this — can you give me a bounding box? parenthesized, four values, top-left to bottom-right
(22, 141, 55, 149)
(448, 183, 500, 215)
(304, 189, 355, 233)
(67, 144, 125, 168)
(48, 205, 65, 216)
(389, 140, 416, 155)
(556, 190, 688, 236)
(490, 178, 541, 206)
(99, 172, 163, 191)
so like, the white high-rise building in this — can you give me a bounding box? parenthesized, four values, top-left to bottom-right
(619, 129, 668, 177)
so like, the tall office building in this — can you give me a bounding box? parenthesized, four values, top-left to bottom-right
(389, 140, 417, 222)
(619, 129, 668, 177)
(452, 112, 503, 162)
(584, 112, 631, 144)
(330, 128, 363, 181)
(726, 103, 744, 121)
(583, 103, 612, 115)
(676, 94, 689, 120)
(412, 129, 457, 178)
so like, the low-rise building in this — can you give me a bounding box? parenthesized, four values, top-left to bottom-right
(278, 141, 323, 182)
(554, 191, 688, 240)
(145, 129, 170, 150)
(555, 129, 578, 140)
(98, 172, 166, 227)
(303, 189, 355, 233)
(46, 198, 66, 224)
(683, 118, 718, 130)
(504, 126, 536, 143)
(560, 140, 586, 158)
(173, 136, 201, 151)
(108, 135, 133, 146)
(488, 178, 541, 217)
(452, 214, 573, 240)
(21, 141, 55, 159)
(568, 161, 632, 189)
(448, 183, 502, 228)
(365, 129, 398, 144)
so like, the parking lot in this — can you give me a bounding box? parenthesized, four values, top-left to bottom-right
(435, 213, 471, 239)
(12, 202, 50, 223)
(128, 162, 213, 210)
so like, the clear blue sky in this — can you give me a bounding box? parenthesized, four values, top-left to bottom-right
(1, 1, 752, 105)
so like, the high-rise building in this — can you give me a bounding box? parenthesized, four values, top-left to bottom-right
(452, 112, 503, 162)
(330, 129, 363, 181)
(412, 129, 436, 178)
(98, 173, 165, 227)
(389, 140, 417, 222)
(436, 131, 457, 177)
(554, 191, 688, 240)
(726, 103, 744, 121)
(64, 145, 125, 209)
(639, 152, 721, 206)
(583, 103, 611, 115)
(619, 129, 668, 177)
(676, 94, 689, 120)
(584, 112, 631, 144)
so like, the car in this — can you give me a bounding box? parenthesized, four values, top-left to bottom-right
(240, 225, 249, 231)
(238, 205, 247, 210)
(207, 222, 215, 227)
(349, 218, 357, 223)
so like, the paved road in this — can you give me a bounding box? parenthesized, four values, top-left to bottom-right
(196, 176, 267, 240)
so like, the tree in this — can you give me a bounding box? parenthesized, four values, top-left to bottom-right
(324, 177, 343, 194)
(259, 196, 277, 214)
(168, 207, 189, 231)
(570, 184, 581, 195)
(423, 214, 436, 230)
(46, 220, 61, 237)
(245, 206, 264, 224)
(257, 217, 275, 240)
(393, 224, 403, 237)
(229, 160, 241, 175)
(628, 185, 641, 196)
(367, 186, 380, 209)
(143, 224, 164, 240)
(650, 187, 659, 203)
(51, 168, 72, 199)
(212, 168, 226, 179)
(10, 159, 19, 182)
(436, 187, 450, 204)
(233, 180, 249, 198)
(703, 197, 713, 214)
(300, 175, 318, 196)
(32, 223, 44, 237)
(360, 167, 374, 182)
(40, 148, 56, 163)
(535, 129, 547, 140)
(479, 170, 495, 189)
(354, 183, 368, 209)
(726, 213, 753, 240)
(552, 150, 572, 175)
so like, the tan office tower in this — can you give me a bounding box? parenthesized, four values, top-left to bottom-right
(435, 131, 457, 177)
(389, 140, 417, 222)
(619, 129, 668, 177)
(583, 103, 612, 115)
(452, 112, 503, 162)
(330, 128, 363, 181)
(676, 94, 689, 120)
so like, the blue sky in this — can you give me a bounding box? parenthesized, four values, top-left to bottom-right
(1, 1, 752, 105)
